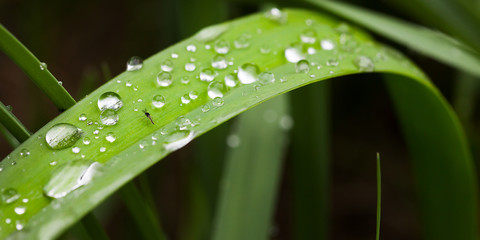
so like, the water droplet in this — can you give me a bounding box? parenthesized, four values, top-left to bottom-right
(189, 91, 199, 100)
(181, 76, 190, 84)
(224, 74, 238, 87)
(176, 116, 192, 130)
(234, 34, 251, 49)
(100, 109, 119, 126)
(44, 160, 102, 199)
(202, 104, 211, 112)
(139, 143, 145, 149)
(164, 130, 195, 151)
(259, 72, 275, 84)
(5, 218, 11, 224)
(326, 58, 338, 67)
(104, 132, 116, 143)
(152, 95, 166, 108)
(300, 29, 317, 44)
(72, 147, 80, 154)
(264, 8, 287, 24)
(211, 55, 228, 69)
(1, 188, 20, 204)
(185, 62, 196, 72)
(296, 59, 310, 73)
(99, 147, 106, 152)
(79, 114, 87, 121)
(200, 68, 216, 82)
(260, 44, 271, 54)
(208, 81, 227, 99)
(125, 81, 132, 87)
(93, 130, 100, 135)
(46, 123, 83, 150)
(83, 137, 91, 145)
(19, 148, 30, 157)
(161, 59, 174, 72)
(194, 23, 229, 42)
(186, 44, 197, 52)
(16, 220, 24, 230)
(126, 56, 143, 71)
(321, 39, 335, 50)
(226, 134, 241, 148)
(214, 39, 230, 54)
(181, 94, 191, 104)
(171, 53, 179, 58)
(39, 62, 47, 70)
(285, 43, 305, 63)
(212, 97, 224, 107)
(58, 81, 63, 86)
(353, 56, 375, 72)
(5, 105, 12, 112)
(98, 92, 123, 111)
(156, 71, 173, 87)
(237, 63, 259, 84)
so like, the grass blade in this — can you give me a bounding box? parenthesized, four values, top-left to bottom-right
(376, 153, 381, 240)
(212, 94, 289, 240)
(0, 101, 30, 143)
(0, 123, 21, 148)
(80, 213, 109, 240)
(0, 25, 76, 110)
(307, 0, 480, 77)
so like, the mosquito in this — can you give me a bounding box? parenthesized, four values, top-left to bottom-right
(142, 109, 155, 124)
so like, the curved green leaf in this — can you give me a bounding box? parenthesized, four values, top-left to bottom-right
(0, 8, 477, 239)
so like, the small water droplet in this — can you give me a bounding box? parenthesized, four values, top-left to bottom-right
(300, 29, 317, 44)
(14, 207, 26, 215)
(212, 97, 224, 107)
(139, 143, 145, 149)
(161, 59, 174, 72)
(5, 105, 12, 112)
(46, 123, 83, 150)
(83, 137, 91, 145)
(264, 8, 287, 24)
(176, 116, 192, 130)
(44, 160, 102, 198)
(100, 109, 119, 126)
(98, 92, 123, 111)
(185, 62, 196, 72)
(296, 59, 310, 73)
(99, 147, 106, 152)
(1, 188, 20, 204)
(211, 55, 228, 69)
(105, 132, 116, 143)
(152, 95, 166, 108)
(234, 34, 251, 49)
(79, 114, 87, 121)
(238, 63, 259, 84)
(126, 56, 143, 71)
(189, 91, 199, 100)
(156, 71, 173, 87)
(326, 58, 338, 67)
(181, 76, 190, 84)
(200, 68, 216, 82)
(19, 148, 30, 157)
(321, 39, 335, 50)
(202, 104, 211, 112)
(208, 81, 227, 99)
(181, 94, 191, 104)
(16, 220, 25, 230)
(39, 62, 47, 70)
(186, 44, 197, 52)
(72, 147, 80, 154)
(214, 39, 230, 54)
(353, 55, 375, 72)
(58, 81, 63, 86)
(93, 130, 100, 135)
(171, 53, 179, 58)
(285, 43, 305, 63)
(224, 73, 238, 87)
(259, 72, 275, 84)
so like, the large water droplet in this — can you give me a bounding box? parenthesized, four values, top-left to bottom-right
(14, 206, 26, 215)
(1, 188, 20, 204)
(200, 68, 216, 82)
(285, 43, 305, 63)
(234, 34, 251, 49)
(224, 74, 238, 87)
(161, 59, 174, 72)
(44, 160, 102, 199)
(214, 39, 230, 54)
(98, 92, 123, 111)
(164, 130, 195, 151)
(238, 63, 259, 84)
(264, 8, 287, 24)
(259, 72, 275, 84)
(126, 56, 143, 71)
(353, 56, 375, 72)
(156, 71, 173, 87)
(296, 59, 310, 73)
(100, 109, 119, 126)
(152, 95, 166, 108)
(208, 81, 227, 99)
(194, 23, 229, 42)
(46, 123, 83, 150)
(211, 55, 228, 69)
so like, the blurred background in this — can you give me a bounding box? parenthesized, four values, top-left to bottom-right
(1, 0, 478, 239)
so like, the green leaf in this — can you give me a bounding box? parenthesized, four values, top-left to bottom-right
(0, 8, 477, 240)
(308, 0, 480, 77)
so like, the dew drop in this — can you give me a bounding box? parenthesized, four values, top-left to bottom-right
(264, 8, 287, 24)
(79, 114, 87, 121)
(99, 147, 106, 152)
(181, 94, 191, 104)
(100, 109, 119, 126)
(106, 132, 116, 143)
(224, 73, 238, 87)
(186, 44, 197, 52)
(211, 55, 228, 69)
(234, 34, 251, 49)
(72, 147, 80, 154)
(200, 68, 216, 82)
(296, 59, 310, 73)
(353, 55, 375, 72)
(161, 59, 174, 72)
(164, 130, 195, 151)
(152, 95, 166, 108)
(0, 188, 20, 204)
(171, 53, 179, 58)
(14, 207, 26, 215)
(156, 71, 173, 87)
(237, 63, 259, 84)
(58, 81, 63, 86)
(126, 56, 143, 71)
(212, 97, 224, 107)
(214, 39, 230, 54)
(185, 62, 196, 72)
(125, 81, 132, 87)
(284, 43, 305, 63)
(46, 123, 83, 150)
(260, 44, 271, 54)
(98, 92, 123, 111)
(44, 160, 102, 199)
(300, 29, 317, 44)
(83, 137, 91, 145)
(181, 76, 190, 84)
(19, 148, 30, 157)
(259, 72, 275, 84)
(326, 58, 339, 67)
(208, 81, 227, 99)
(176, 116, 192, 130)
(202, 104, 211, 112)
(321, 39, 335, 50)
(39, 62, 48, 70)
(189, 91, 199, 100)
